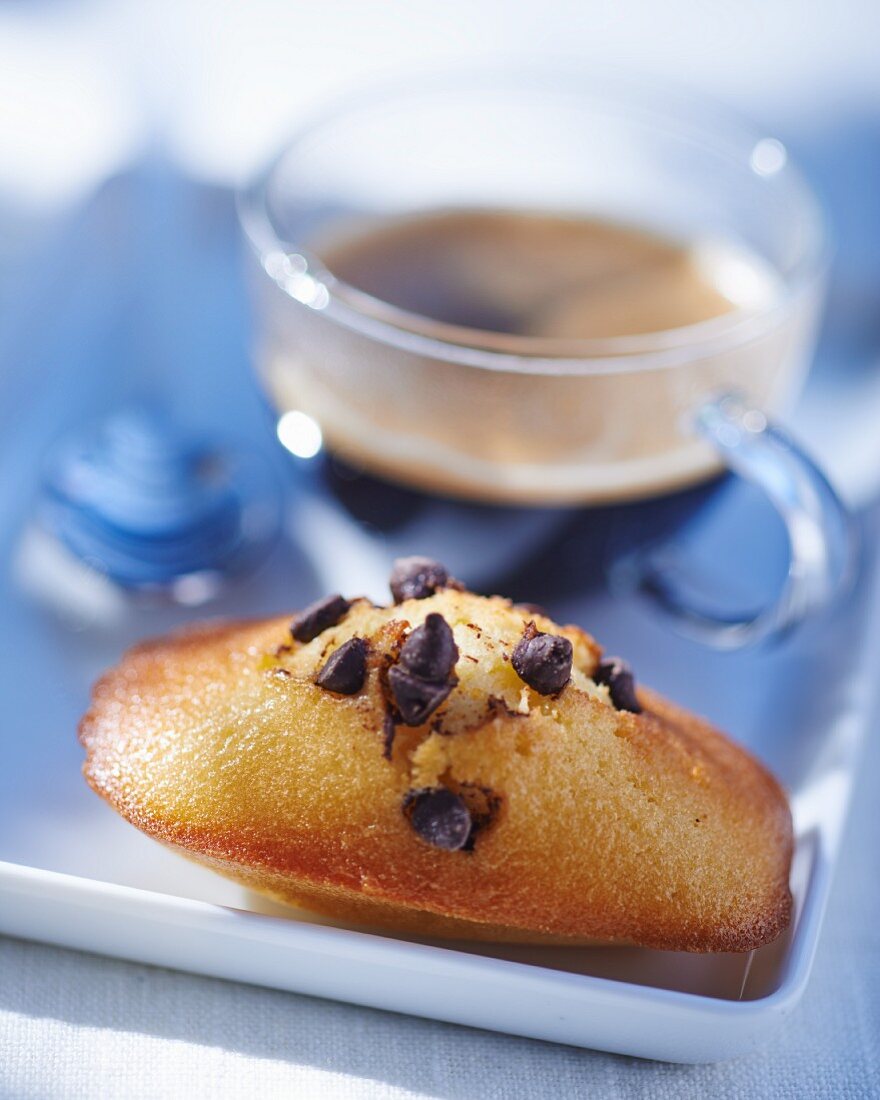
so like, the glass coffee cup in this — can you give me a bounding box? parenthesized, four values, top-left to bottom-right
(239, 71, 853, 647)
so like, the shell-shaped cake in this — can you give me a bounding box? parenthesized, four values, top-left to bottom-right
(80, 557, 793, 951)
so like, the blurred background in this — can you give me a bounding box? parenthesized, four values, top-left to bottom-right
(2, 0, 878, 191)
(1, 0, 879, 508)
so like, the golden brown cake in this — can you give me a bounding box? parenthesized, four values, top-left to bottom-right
(79, 557, 793, 951)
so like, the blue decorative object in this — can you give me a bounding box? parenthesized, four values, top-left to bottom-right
(39, 409, 280, 595)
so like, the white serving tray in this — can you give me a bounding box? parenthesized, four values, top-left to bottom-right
(0, 177, 876, 1063)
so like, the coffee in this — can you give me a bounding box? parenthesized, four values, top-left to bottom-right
(254, 209, 816, 504)
(313, 210, 769, 349)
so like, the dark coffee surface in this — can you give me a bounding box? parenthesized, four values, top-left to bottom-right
(313, 209, 738, 343)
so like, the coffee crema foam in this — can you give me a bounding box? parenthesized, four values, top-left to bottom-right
(256, 209, 817, 504)
(315, 210, 776, 346)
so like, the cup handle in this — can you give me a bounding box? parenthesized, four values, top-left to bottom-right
(622, 394, 858, 649)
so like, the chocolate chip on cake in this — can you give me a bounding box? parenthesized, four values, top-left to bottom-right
(455, 782, 502, 851)
(398, 613, 458, 682)
(315, 637, 368, 695)
(290, 594, 351, 643)
(388, 667, 454, 726)
(390, 557, 449, 602)
(595, 657, 642, 714)
(382, 709, 397, 760)
(387, 612, 458, 725)
(403, 788, 472, 850)
(511, 622, 572, 695)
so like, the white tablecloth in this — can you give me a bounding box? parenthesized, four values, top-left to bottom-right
(2, 713, 877, 1099)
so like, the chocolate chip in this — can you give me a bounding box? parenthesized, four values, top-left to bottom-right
(290, 594, 351, 643)
(398, 613, 458, 682)
(390, 557, 449, 602)
(511, 622, 572, 695)
(403, 788, 472, 850)
(388, 666, 453, 725)
(455, 782, 502, 850)
(315, 637, 367, 695)
(382, 710, 397, 759)
(595, 657, 642, 713)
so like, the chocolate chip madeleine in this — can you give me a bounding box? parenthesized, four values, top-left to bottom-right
(79, 558, 793, 951)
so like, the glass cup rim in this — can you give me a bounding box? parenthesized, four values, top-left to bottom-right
(237, 65, 831, 378)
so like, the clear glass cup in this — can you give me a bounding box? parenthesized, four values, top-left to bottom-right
(239, 70, 854, 647)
